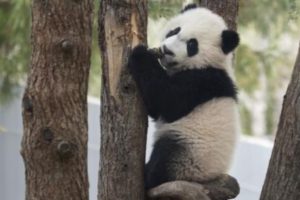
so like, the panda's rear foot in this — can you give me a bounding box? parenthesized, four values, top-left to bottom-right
(147, 180, 210, 200)
(202, 174, 240, 200)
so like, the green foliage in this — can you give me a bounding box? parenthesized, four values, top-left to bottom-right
(89, 0, 101, 98)
(0, 0, 31, 103)
(239, 105, 252, 136)
(235, 0, 300, 135)
(148, 0, 183, 19)
(239, 0, 300, 36)
(235, 44, 260, 94)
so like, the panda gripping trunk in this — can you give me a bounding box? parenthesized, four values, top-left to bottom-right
(129, 3, 240, 200)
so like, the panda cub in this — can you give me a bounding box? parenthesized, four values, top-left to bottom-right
(128, 4, 240, 191)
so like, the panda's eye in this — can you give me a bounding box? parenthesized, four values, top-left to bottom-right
(166, 27, 181, 38)
(187, 38, 198, 57)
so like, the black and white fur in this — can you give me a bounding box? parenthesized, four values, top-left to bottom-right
(128, 4, 240, 190)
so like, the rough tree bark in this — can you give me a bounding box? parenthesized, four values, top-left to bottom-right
(260, 43, 300, 200)
(21, 0, 92, 199)
(199, 0, 239, 30)
(98, 1, 148, 200)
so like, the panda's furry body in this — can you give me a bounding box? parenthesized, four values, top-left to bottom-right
(128, 4, 240, 191)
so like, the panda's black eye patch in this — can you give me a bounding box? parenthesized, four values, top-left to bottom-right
(187, 38, 198, 57)
(166, 27, 181, 38)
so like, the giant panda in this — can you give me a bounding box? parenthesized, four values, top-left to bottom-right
(128, 3, 240, 197)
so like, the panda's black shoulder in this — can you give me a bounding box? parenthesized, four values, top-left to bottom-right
(172, 67, 237, 100)
(172, 67, 228, 82)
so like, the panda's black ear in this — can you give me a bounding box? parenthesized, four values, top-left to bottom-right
(221, 30, 240, 54)
(181, 3, 198, 13)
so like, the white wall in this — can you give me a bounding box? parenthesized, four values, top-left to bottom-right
(0, 91, 273, 200)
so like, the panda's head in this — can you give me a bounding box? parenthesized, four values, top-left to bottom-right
(159, 4, 239, 73)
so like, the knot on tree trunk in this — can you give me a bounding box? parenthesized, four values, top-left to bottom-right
(22, 95, 33, 115)
(42, 127, 54, 143)
(147, 174, 239, 200)
(61, 39, 74, 53)
(57, 140, 76, 160)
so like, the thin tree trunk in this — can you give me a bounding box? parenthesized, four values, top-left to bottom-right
(260, 43, 300, 200)
(98, 1, 148, 200)
(0, 0, 10, 9)
(21, 1, 93, 199)
(199, 0, 239, 30)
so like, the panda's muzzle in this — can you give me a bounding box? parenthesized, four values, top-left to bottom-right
(161, 45, 175, 56)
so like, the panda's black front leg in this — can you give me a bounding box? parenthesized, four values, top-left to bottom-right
(128, 45, 166, 79)
(128, 45, 169, 120)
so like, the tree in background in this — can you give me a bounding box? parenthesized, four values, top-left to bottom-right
(98, 1, 148, 200)
(21, 0, 92, 199)
(260, 43, 300, 200)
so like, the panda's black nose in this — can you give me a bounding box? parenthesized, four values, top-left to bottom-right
(162, 45, 175, 56)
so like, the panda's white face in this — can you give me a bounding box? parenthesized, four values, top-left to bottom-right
(159, 7, 238, 73)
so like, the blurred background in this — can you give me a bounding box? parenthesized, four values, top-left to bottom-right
(1, 0, 300, 137)
(0, 0, 300, 200)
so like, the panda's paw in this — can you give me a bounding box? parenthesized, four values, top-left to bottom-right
(131, 44, 148, 59)
(129, 44, 157, 64)
(128, 44, 158, 75)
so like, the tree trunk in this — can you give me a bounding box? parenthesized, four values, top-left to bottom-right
(21, 1, 92, 199)
(259, 43, 300, 200)
(199, 0, 239, 30)
(98, 1, 148, 200)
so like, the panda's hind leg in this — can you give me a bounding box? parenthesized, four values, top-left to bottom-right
(145, 132, 187, 190)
